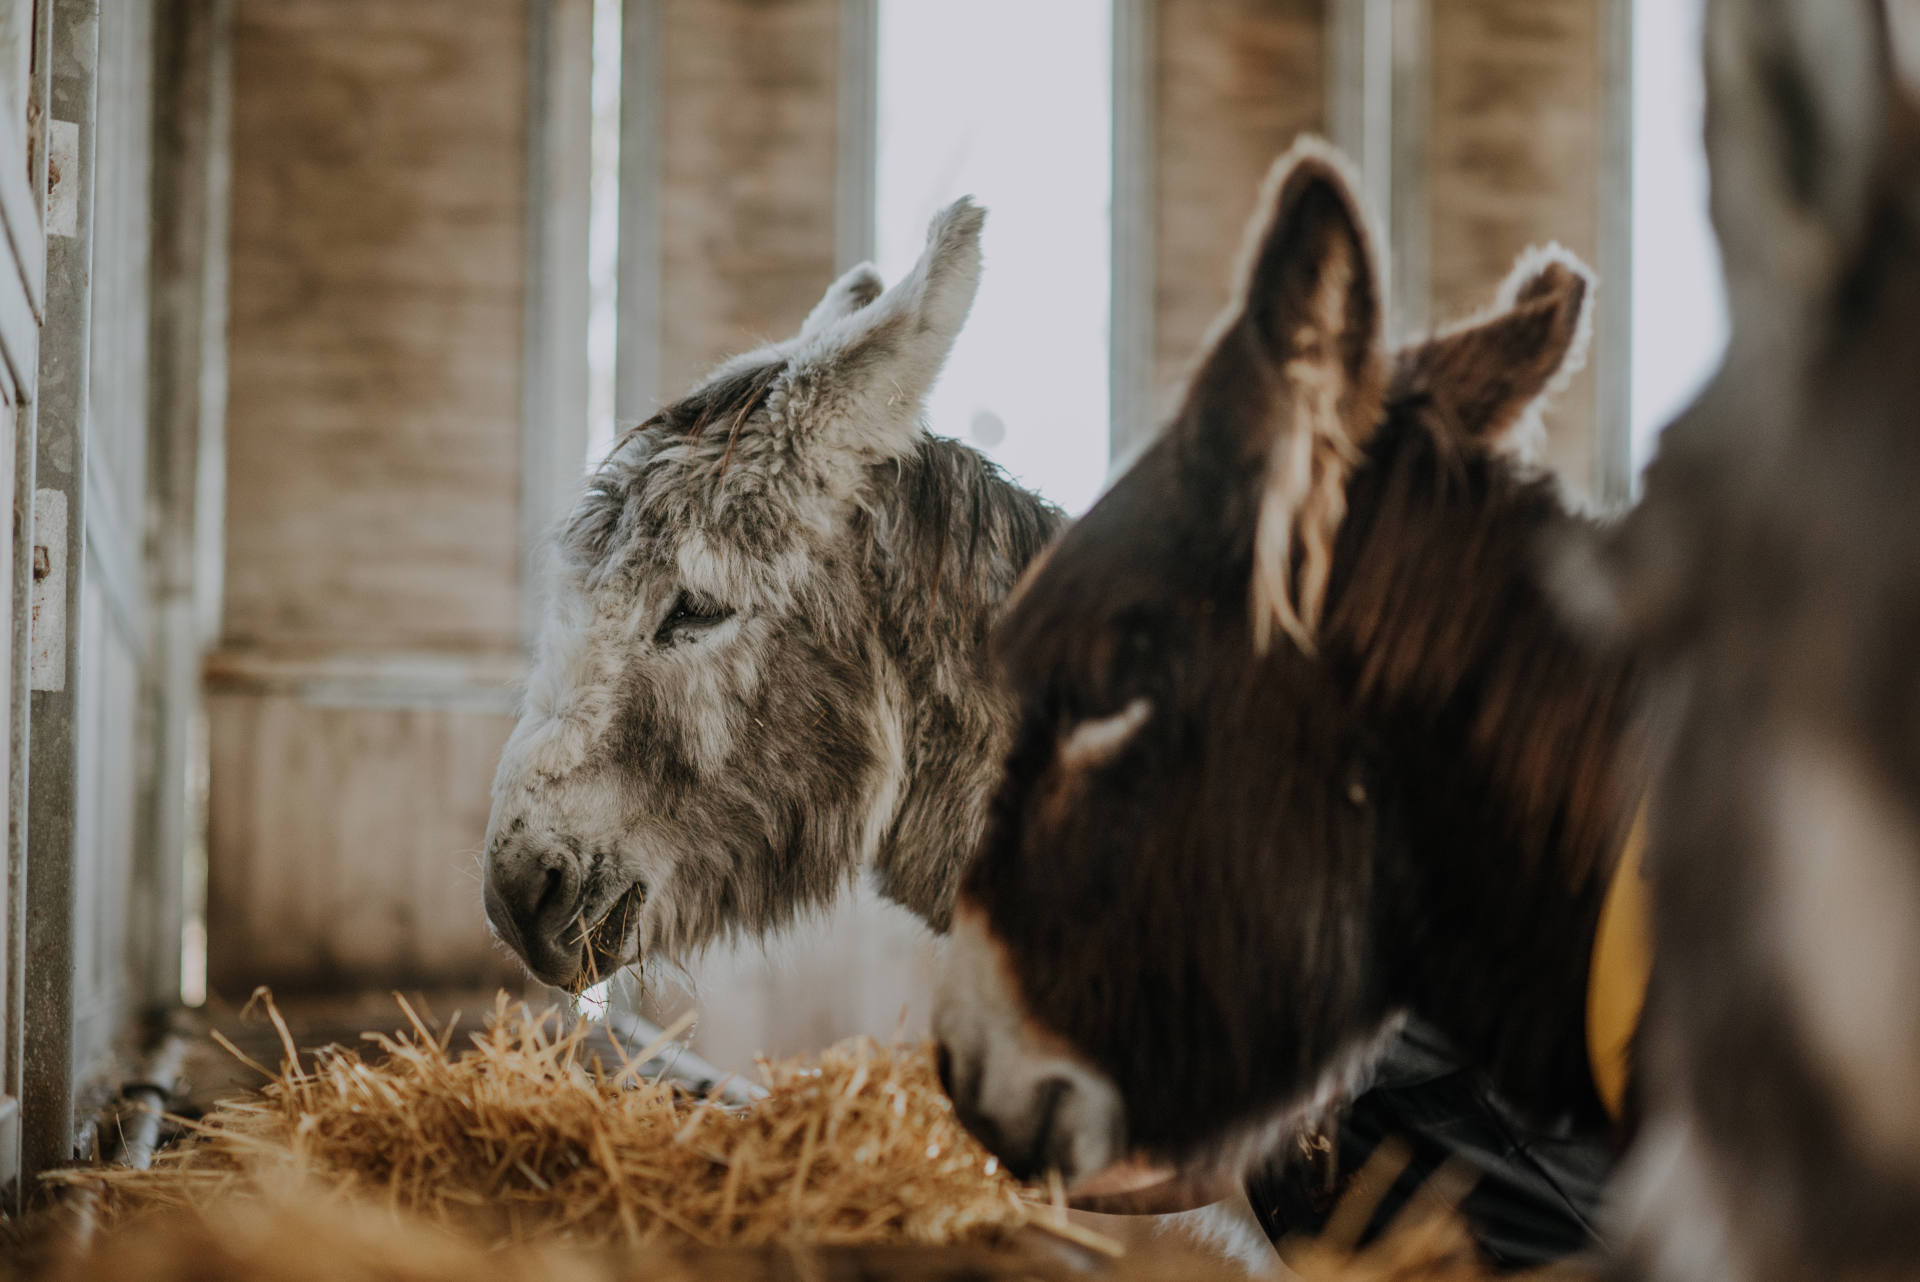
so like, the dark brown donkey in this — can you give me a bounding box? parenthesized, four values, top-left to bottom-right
(1564, 1, 1920, 1278)
(934, 143, 1642, 1217)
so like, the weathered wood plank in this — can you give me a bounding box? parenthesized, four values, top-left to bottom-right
(1153, 0, 1325, 406)
(206, 693, 521, 995)
(23, 0, 103, 1183)
(1427, 0, 1605, 492)
(657, 0, 839, 393)
(221, 0, 529, 652)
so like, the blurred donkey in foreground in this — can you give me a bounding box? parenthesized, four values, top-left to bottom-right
(1562, 0, 1920, 1278)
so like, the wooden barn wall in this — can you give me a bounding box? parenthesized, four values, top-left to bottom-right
(74, 0, 158, 1078)
(220, 2, 526, 655)
(656, 0, 840, 393)
(0, 0, 37, 1189)
(1424, 0, 1608, 493)
(1151, 0, 1326, 406)
(207, 693, 512, 988)
(208, 0, 531, 995)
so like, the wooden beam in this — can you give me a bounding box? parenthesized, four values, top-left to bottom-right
(1, 0, 51, 1206)
(1109, 0, 1157, 461)
(614, 0, 661, 426)
(1388, 0, 1430, 338)
(203, 647, 524, 715)
(144, 0, 232, 1014)
(1326, 0, 1392, 232)
(834, 0, 877, 273)
(23, 0, 99, 1184)
(520, 0, 594, 647)
(1593, 0, 1635, 505)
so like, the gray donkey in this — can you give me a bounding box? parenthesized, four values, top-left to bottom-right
(1562, 1, 1920, 1278)
(481, 200, 1061, 990)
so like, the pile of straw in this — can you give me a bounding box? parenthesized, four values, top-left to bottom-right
(51, 993, 1093, 1254)
(25, 994, 1584, 1281)
(19, 1198, 1197, 1282)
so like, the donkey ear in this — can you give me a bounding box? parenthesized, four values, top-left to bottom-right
(1233, 144, 1384, 413)
(1704, 0, 1896, 307)
(1196, 142, 1385, 654)
(1397, 246, 1593, 455)
(779, 199, 985, 465)
(800, 262, 885, 339)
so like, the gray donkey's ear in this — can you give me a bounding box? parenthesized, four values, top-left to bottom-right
(1705, 0, 1896, 308)
(800, 262, 885, 339)
(779, 198, 986, 465)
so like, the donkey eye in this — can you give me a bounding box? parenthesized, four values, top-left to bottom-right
(654, 590, 735, 645)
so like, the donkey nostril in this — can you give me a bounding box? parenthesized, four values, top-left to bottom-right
(935, 1043, 957, 1101)
(1009, 1076, 1076, 1184)
(533, 866, 565, 920)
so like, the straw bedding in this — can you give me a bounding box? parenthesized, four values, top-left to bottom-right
(19, 1195, 1573, 1282)
(20, 994, 1576, 1281)
(48, 992, 1061, 1252)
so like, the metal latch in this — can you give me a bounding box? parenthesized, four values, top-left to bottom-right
(30, 489, 64, 692)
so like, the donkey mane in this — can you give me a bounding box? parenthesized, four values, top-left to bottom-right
(860, 436, 1066, 924)
(562, 358, 790, 576)
(1327, 390, 1643, 1117)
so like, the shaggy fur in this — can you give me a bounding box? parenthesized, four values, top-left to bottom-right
(1566, 2, 1920, 1278)
(482, 201, 1061, 988)
(936, 145, 1640, 1190)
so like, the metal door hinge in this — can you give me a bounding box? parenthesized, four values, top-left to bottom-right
(29, 488, 63, 691)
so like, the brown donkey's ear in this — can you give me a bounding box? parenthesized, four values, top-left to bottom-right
(1192, 141, 1385, 653)
(1397, 245, 1594, 456)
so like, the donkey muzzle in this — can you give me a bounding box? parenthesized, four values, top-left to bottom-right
(932, 907, 1129, 1188)
(483, 840, 594, 986)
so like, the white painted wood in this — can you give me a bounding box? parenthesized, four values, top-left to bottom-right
(834, 0, 876, 272)
(146, 0, 233, 1013)
(1389, 0, 1429, 338)
(1108, 0, 1156, 460)
(24, 0, 102, 1183)
(44, 121, 75, 238)
(1327, 0, 1393, 236)
(1595, 0, 1636, 505)
(520, 0, 594, 646)
(614, 0, 661, 425)
(2, 0, 46, 1204)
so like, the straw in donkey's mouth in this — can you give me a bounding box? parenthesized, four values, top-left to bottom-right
(572, 882, 646, 993)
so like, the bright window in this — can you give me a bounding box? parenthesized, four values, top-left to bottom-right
(874, 1, 1114, 515)
(1631, 0, 1729, 472)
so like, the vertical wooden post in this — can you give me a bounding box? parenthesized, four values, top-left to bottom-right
(1326, 0, 1391, 231)
(1594, 0, 1635, 504)
(3, 0, 53, 1207)
(1387, 0, 1429, 339)
(614, 0, 660, 428)
(1327, 0, 1429, 338)
(23, 0, 97, 1182)
(520, 0, 593, 646)
(144, 0, 231, 1014)
(834, 0, 876, 274)
(1109, 0, 1156, 461)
